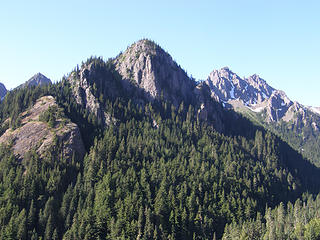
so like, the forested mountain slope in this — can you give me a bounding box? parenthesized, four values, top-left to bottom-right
(0, 39, 319, 239)
(222, 193, 320, 239)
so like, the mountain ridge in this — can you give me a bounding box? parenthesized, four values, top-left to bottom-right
(114, 39, 196, 106)
(1, 39, 320, 239)
(206, 66, 320, 165)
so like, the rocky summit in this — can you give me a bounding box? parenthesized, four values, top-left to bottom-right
(68, 60, 115, 127)
(206, 67, 274, 105)
(65, 40, 225, 133)
(205, 66, 316, 123)
(19, 72, 52, 89)
(114, 39, 195, 106)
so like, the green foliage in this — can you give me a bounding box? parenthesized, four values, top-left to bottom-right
(55, 93, 320, 239)
(0, 85, 52, 126)
(39, 105, 63, 128)
(304, 218, 320, 240)
(0, 141, 80, 239)
(269, 117, 320, 167)
(223, 194, 320, 240)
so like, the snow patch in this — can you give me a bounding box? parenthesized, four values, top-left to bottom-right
(230, 85, 235, 99)
(249, 106, 265, 113)
(310, 107, 320, 115)
(261, 91, 268, 99)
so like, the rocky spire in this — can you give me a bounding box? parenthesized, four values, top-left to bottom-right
(18, 73, 52, 89)
(0, 82, 7, 99)
(113, 39, 196, 106)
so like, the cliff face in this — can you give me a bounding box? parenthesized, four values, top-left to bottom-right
(0, 83, 7, 99)
(0, 96, 85, 160)
(205, 66, 316, 124)
(56, 40, 229, 133)
(114, 39, 196, 106)
(206, 67, 274, 107)
(68, 62, 115, 126)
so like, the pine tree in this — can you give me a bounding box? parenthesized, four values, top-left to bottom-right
(44, 215, 54, 240)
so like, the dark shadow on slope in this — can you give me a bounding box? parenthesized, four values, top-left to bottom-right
(221, 105, 320, 196)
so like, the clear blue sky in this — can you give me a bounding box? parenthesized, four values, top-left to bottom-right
(0, 0, 319, 106)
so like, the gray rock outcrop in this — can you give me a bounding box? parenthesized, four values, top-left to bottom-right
(205, 67, 310, 123)
(0, 83, 7, 99)
(114, 39, 195, 106)
(206, 67, 274, 106)
(68, 63, 114, 126)
(19, 73, 52, 89)
(205, 66, 320, 140)
(0, 96, 85, 160)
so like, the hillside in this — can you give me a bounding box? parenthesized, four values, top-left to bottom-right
(0, 40, 319, 239)
(0, 95, 85, 160)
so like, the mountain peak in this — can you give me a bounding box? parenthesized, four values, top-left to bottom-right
(33, 72, 46, 78)
(220, 66, 230, 71)
(114, 39, 195, 105)
(205, 67, 308, 122)
(206, 67, 275, 107)
(248, 73, 260, 81)
(134, 38, 159, 48)
(20, 72, 52, 88)
(28, 72, 50, 81)
(244, 74, 271, 94)
(123, 39, 163, 58)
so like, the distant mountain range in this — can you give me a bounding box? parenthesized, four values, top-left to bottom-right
(206, 66, 320, 165)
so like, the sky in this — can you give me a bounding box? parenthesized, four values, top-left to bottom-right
(0, 0, 319, 106)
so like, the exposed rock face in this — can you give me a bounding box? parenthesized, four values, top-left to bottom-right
(308, 106, 320, 115)
(205, 66, 320, 164)
(194, 82, 224, 132)
(66, 40, 226, 132)
(112, 39, 225, 130)
(68, 63, 114, 126)
(20, 73, 52, 88)
(0, 83, 7, 99)
(207, 68, 271, 105)
(0, 96, 85, 160)
(114, 39, 195, 106)
(206, 67, 274, 105)
(205, 67, 312, 123)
